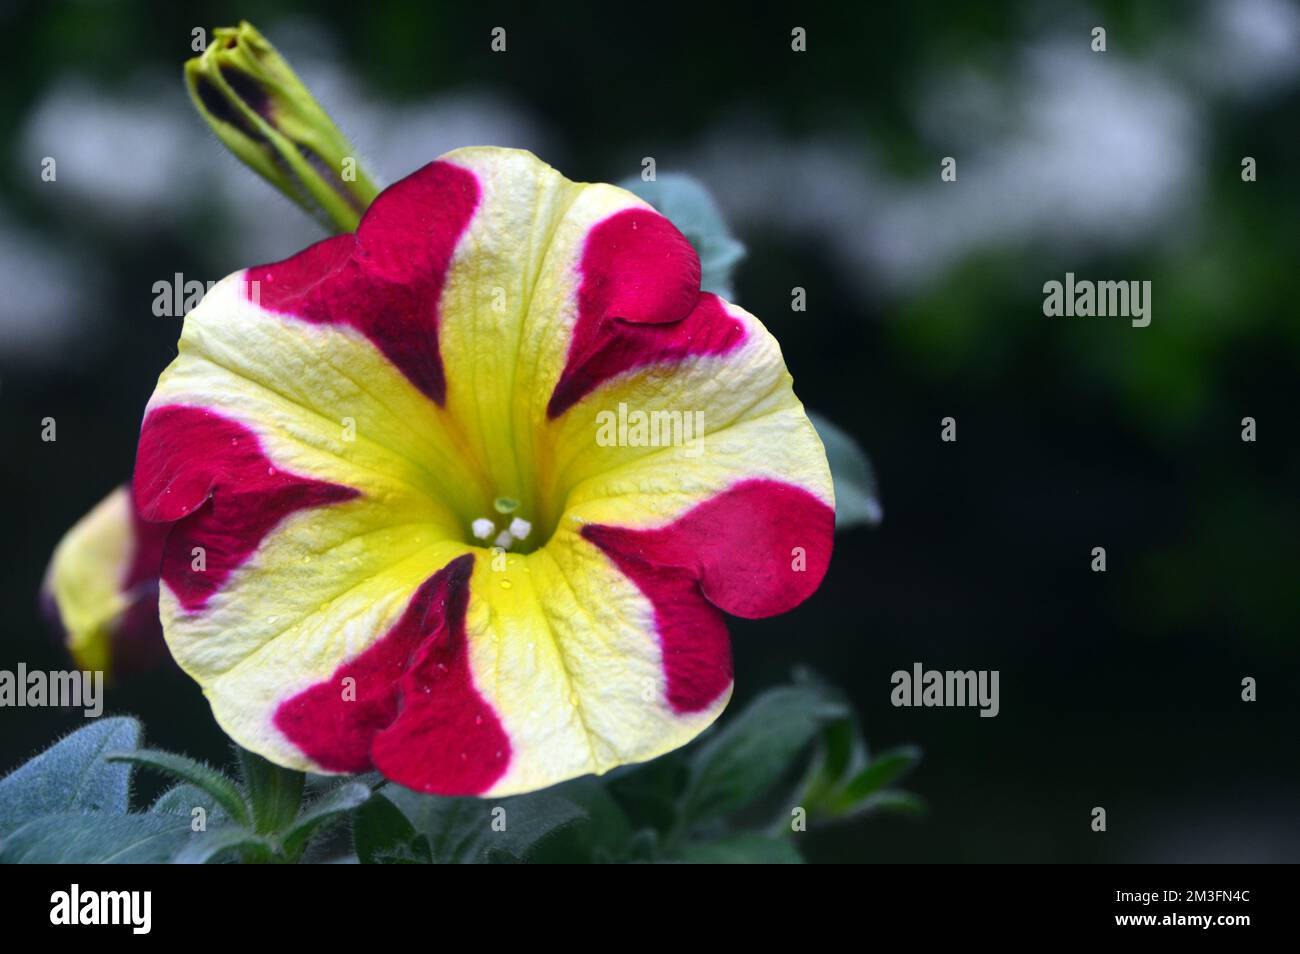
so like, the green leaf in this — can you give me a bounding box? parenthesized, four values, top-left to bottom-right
(808, 411, 883, 529)
(854, 790, 926, 817)
(382, 786, 585, 864)
(353, 793, 431, 864)
(108, 749, 251, 828)
(237, 746, 305, 834)
(799, 716, 865, 809)
(604, 752, 689, 836)
(619, 173, 747, 299)
(817, 719, 864, 787)
(150, 783, 229, 825)
(280, 781, 370, 859)
(678, 685, 849, 831)
(0, 812, 194, 863)
(0, 717, 141, 838)
(837, 746, 921, 806)
(526, 777, 639, 863)
(173, 825, 274, 865)
(673, 834, 804, 865)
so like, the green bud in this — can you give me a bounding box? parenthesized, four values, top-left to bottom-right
(185, 21, 381, 232)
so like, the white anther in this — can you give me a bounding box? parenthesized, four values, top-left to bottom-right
(471, 518, 495, 540)
(508, 517, 532, 540)
(494, 530, 515, 549)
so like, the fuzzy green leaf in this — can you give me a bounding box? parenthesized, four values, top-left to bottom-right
(381, 786, 585, 864)
(173, 825, 274, 865)
(678, 685, 849, 830)
(281, 781, 370, 858)
(808, 412, 883, 529)
(525, 778, 640, 863)
(108, 749, 250, 828)
(238, 746, 305, 834)
(0, 717, 141, 838)
(353, 792, 430, 864)
(0, 812, 193, 863)
(150, 783, 229, 825)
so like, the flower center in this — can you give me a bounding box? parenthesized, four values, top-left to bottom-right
(468, 495, 538, 554)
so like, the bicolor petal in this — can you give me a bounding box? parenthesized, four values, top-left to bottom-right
(41, 485, 170, 679)
(136, 147, 834, 796)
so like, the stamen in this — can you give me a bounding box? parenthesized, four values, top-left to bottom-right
(475, 502, 534, 551)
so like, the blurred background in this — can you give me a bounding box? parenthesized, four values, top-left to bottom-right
(1, 0, 1297, 861)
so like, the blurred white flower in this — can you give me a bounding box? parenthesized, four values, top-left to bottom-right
(0, 216, 101, 362)
(687, 2, 1296, 299)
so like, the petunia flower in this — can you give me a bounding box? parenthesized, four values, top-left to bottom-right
(134, 147, 834, 797)
(41, 485, 170, 680)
